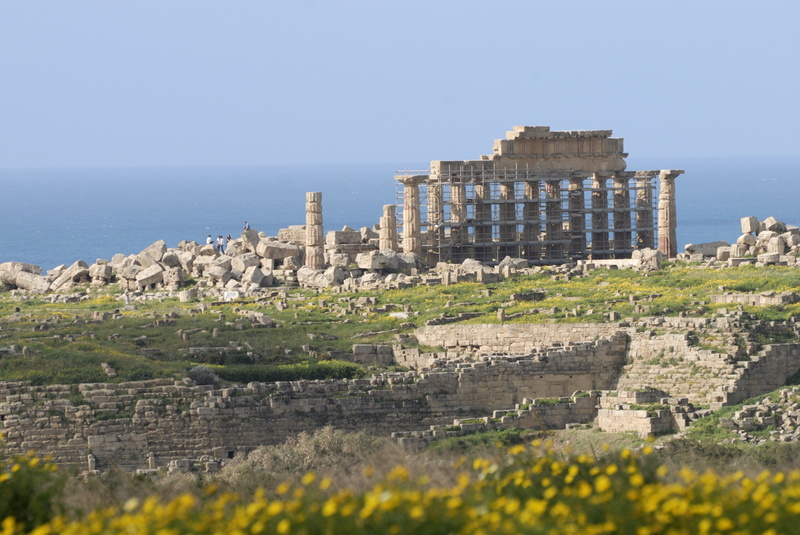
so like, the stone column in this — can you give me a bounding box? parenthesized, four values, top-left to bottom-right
(379, 204, 398, 252)
(474, 179, 492, 261)
(613, 175, 632, 255)
(568, 177, 586, 258)
(427, 182, 444, 262)
(657, 170, 684, 258)
(305, 192, 324, 269)
(499, 181, 516, 258)
(522, 180, 541, 260)
(450, 180, 467, 250)
(397, 175, 426, 256)
(591, 173, 609, 259)
(544, 180, 563, 261)
(635, 175, 655, 249)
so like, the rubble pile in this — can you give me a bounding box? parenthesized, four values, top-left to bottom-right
(682, 216, 800, 266)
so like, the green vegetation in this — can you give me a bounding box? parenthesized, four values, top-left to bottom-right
(3, 263, 800, 385)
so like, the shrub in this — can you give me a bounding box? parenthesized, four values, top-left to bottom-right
(188, 365, 219, 386)
(0, 447, 65, 531)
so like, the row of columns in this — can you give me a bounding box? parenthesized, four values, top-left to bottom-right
(396, 171, 680, 261)
(300, 169, 681, 269)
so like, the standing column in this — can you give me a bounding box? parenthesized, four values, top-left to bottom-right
(544, 180, 563, 261)
(568, 177, 586, 258)
(450, 180, 467, 253)
(613, 175, 632, 255)
(379, 205, 398, 252)
(591, 173, 609, 259)
(522, 180, 541, 260)
(657, 170, 684, 258)
(499, 181, 516, 258)
(305, 192, 324, 269)
(397, 175, 425, 256)
(427, 182, 444, 262)
(635, 175, 655, 249)
(474, 179, 492, 261)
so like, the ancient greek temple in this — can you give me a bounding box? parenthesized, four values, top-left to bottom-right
(392, 126, 683, 265)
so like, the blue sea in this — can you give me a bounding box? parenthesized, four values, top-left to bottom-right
(1, 157, 798, 271)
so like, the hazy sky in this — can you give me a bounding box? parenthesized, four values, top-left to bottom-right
(1, 1, 798, 168)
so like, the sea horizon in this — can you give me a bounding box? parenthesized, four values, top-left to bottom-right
(2, 155, 799, 271)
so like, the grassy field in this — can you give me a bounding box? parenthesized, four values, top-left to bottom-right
(2, 263, 800, 385)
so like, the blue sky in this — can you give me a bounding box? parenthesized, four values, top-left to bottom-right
(1, 1, 798, 168)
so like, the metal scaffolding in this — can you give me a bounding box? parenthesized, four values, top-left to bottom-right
(396, 164, 660, 265)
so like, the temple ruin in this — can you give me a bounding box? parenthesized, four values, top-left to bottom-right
(394, 126, 683, 264)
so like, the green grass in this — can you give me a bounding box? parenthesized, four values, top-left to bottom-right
(4, 263, 800, 385)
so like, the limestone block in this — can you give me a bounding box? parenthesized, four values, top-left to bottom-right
(120, 264, 143, 281)
(176, 251, 194, 273)
(361, 227, 379, 243)
(460, 258, 490, 274)
(283, 256, 302, 271)
(326, 227, 362, 246)
(278, 225, 306, 245)
(89, 263, 113, 280)
(297, 266, 342, 288)
(324, 266, 348, 285)
(198, 244, 217, 256)
(135, 264, 165, 288)
(0, 261, 42, 276)
(178, 240, 199, 254)
(13, 271, 51, 293)
(729, 243, 748, 258)
(255, 240, 303, 260)
(225, 240, 246, 257)
(51, 260, 90, 291)
(241, 266, 265, 286)
(160, 251, 182, 268)
(740, 216, 759, 234)
(684, 241, 729, 257)
(767, 236, 787, 255)
(764, 216, 786, 233)
(109, 253, 128, 268)
(240, 229, 261, 252)
(328, 253, 350, 268)
(206, 265, 232, 284)
(212, 255, 233, 271)
(757, 231, 778, 246)
(163, 267, 184, 287)
(736, 234, 757, 247)
(716, 246, 731, 261)
(757, 253, 780, 264)
(142, 240, 167, 261)
(355, 251, 391, 270)
(231, 253, 260, 273)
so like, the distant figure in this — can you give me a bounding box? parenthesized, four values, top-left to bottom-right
(206, 235, 213, 246)
(243, 221, 250, 231)
(216, 235, 225, 253)
(226, 234, 232, 250)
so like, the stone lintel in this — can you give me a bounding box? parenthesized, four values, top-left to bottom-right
(394, 174, 428, 184)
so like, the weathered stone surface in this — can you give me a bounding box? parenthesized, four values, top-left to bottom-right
(741, 216, 759, 234)
(255, 240, 303, 260)
(460, 258, 490, 273)
(632, 248, 664, 270)
(240, 229, 261, 252)
(326, 227, 361, 246)
(231, 253, 260, 274)
(135, 264, 164, 288)
(50, 260, 90, 291)
(278, 225, 306, 245)
(205, 265, 232, 284)
(0, 261, 42, 276)
(737, 234, 757, 247)
(160, 251, 182, 268)
(684, 241, 729, 257)
(13, 271, 51, 293)
(139, 240, 167, 266)
(241, 266, 266, 286)
(716, 246, 731, 261)
(764, 216, 786, 233)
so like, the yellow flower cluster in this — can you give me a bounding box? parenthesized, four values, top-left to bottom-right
(6, 442, 800, 534)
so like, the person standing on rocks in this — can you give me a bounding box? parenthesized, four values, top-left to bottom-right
(243, 221, 250, 231)
(216, 235, 225, 253)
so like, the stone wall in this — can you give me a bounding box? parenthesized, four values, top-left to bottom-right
(0, 335, 626, 471)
